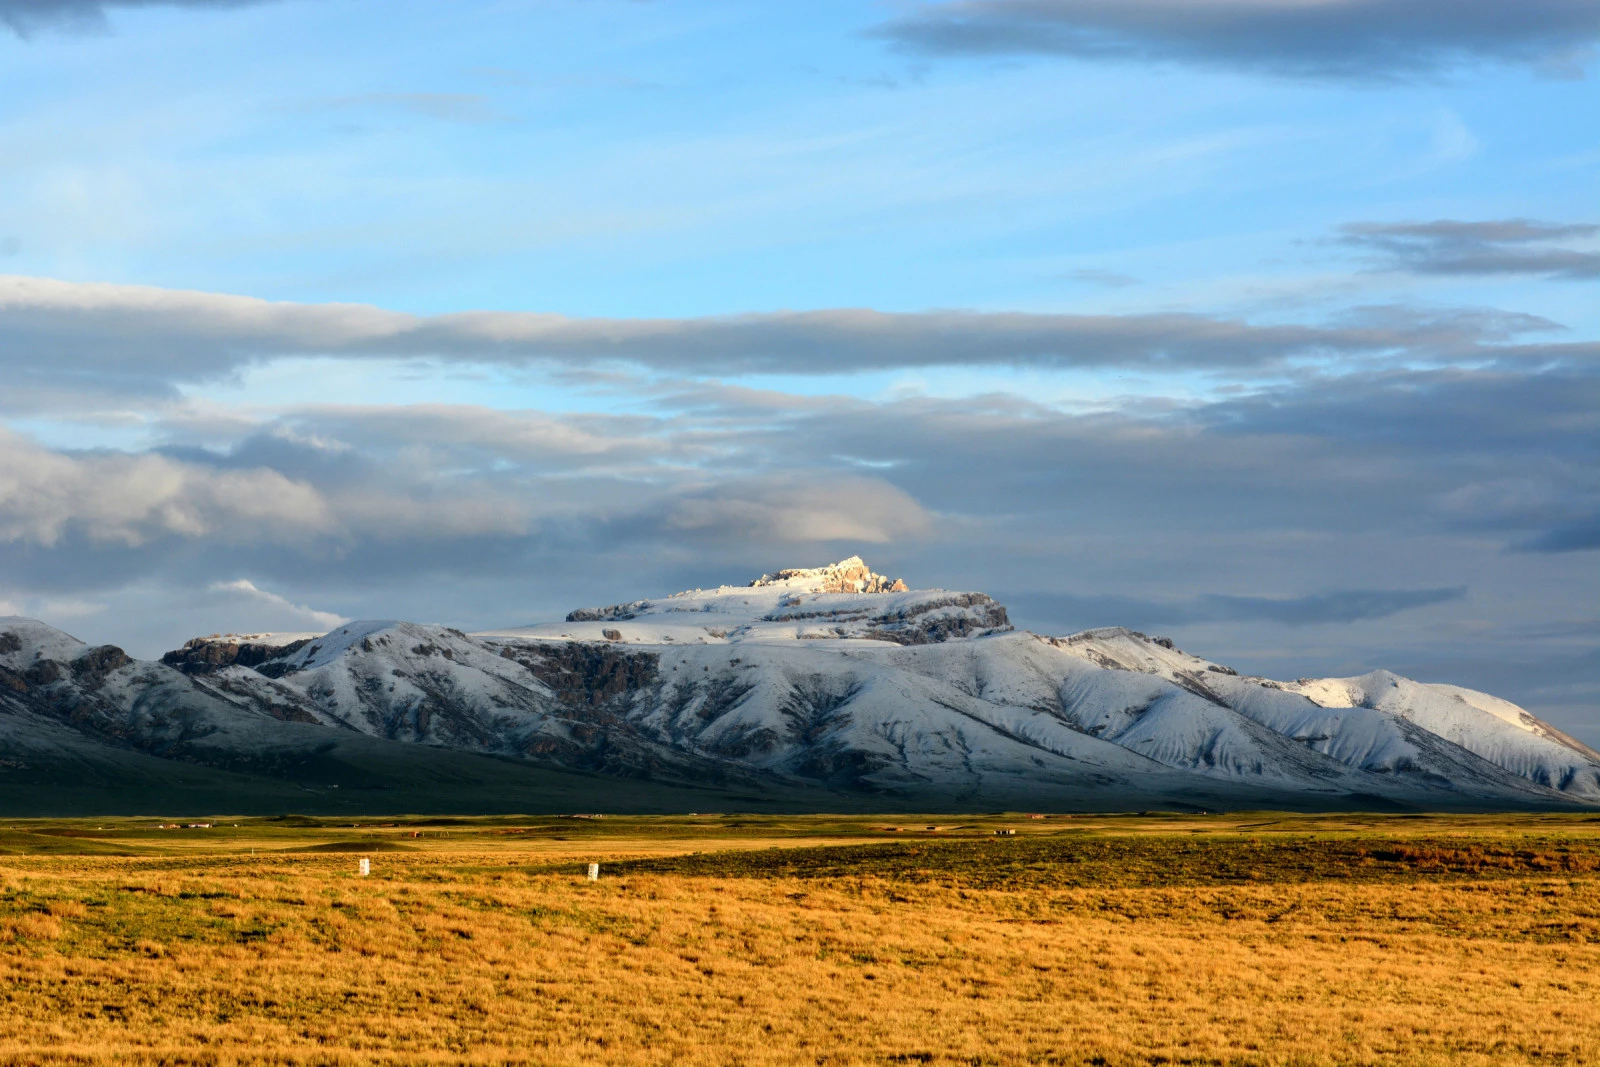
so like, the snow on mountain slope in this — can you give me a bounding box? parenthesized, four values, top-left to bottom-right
(1, 616, 365, 765)
(1, 617, 93, 665)
(1427, 683, 1600, 760)
(853, 633, 1347, 785)
(475, 574, 1392, 797)
(188, 619, 749, 783)
(201, 616, 1200, 799)
(1, 617, 826, 814)
(875, 632, 1568, 803)
(1282, 672, 1600, 797)
(94, 556, 1600, 810)
(1048, 627, 1600, 800)
(560, 637, 1184, 792)
(2, 615, 254, 752)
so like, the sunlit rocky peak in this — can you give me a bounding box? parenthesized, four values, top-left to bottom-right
(747, 555, 908, 594)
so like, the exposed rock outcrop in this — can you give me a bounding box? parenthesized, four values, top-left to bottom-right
(162, 635, 314, 676)
(568, 557, 909, 623)
(761, 591, 1011, 644)
(497, 641, 660, 709)
(568, 602, 649, 623)
(750, 556, 908, 594)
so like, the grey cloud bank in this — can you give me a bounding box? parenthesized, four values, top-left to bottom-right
(1521, 516, 1600, 554)
(0, 275, 1576, 404)
(1004, 586, 1467, 628)
(872, 0, 1600, 78)
(1341, 219, 1600, 279)
(0, 0, 275, 37)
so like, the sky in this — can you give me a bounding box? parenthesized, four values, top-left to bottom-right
(0, 0, 1596, 741)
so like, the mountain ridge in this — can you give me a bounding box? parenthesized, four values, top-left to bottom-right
(3, 557, 1596, 814)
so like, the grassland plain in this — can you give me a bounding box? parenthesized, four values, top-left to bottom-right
(0, 813, 1597, 1066)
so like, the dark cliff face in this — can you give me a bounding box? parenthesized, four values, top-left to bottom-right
(497, 642, 661, 709)
(162, 637, 313, 676)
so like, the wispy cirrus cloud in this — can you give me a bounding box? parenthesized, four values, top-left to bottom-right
(870, 0, 1600, 79)
(1340, 219, 1600, 280)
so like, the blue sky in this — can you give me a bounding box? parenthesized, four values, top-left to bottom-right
(1, 0, 1597, 739)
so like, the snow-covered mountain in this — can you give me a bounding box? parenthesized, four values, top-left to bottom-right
(4, 556, 1597, 812)
(0, 616, 813, 815)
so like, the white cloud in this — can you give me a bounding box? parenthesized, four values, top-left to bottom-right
(208, 578, 348, 630)
(0, 426, 542, 547)
(0, 427, 334, 546)
(663, 475, 935, 545)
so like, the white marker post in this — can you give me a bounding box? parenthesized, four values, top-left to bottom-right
(358, 858, 371, 877)
(587, 862, 600, 882)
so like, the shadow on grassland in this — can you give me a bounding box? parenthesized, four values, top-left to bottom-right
(600, 833, 1600, 888)
(281, 840, 420, 853)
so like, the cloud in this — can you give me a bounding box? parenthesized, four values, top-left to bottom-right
(112, 355, 1587, 576)
(0, 275, 1573, 404)
(1340, 219, 1600, 279)
(1008, 586, 1468, 629)
(870, 0, 1600, 79)
(1518, 515, 1600, 554)
(0, 426, 543, 549)
(0, 592, 104, 620)
(208, 578, 348, 630)
(0, 411, 944, 572)
(285, 404, 687, 472)
(1197, 586, 1467, 623)
(0, 427, 334, 546)
(661, 475, 935, 545)
(0, 0, 277, 37)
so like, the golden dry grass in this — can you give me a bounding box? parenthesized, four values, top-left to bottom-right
(0, 813, 1597, 1066)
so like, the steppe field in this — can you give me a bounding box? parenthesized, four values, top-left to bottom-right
(1, 812, 1598, 1066)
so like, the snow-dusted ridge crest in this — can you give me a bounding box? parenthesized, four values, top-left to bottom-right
(4, 558, 1599, 811)
(548, 557, 1007, 646)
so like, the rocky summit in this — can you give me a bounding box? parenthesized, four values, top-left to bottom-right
(748, 556, 910, 594)
(2, 557, 1598, 814)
